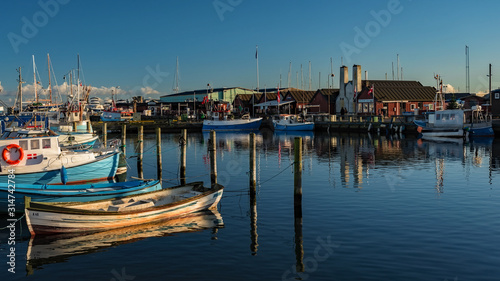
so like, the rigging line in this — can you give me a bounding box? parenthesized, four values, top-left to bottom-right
(0, 214, 25, 230)
(257, 162, 295, 186)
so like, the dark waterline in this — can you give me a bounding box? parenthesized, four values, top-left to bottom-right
(2, 132, 500, 280)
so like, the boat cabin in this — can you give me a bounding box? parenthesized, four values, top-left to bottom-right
(426, 109, 464, 128)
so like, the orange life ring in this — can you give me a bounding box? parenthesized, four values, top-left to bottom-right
(2, 144, 24, 165)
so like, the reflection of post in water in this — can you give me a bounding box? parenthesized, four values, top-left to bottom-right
(435, 158, 444, 193)
(250, 179, 258, 255)
(137, 125, 143, 179)
(249, 133, 258, 255)
(294, 137, 304, 272)
(180, 129, 187, 185)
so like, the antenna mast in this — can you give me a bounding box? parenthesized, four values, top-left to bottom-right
(465, 45, 470, 93)
(287, 61, 291, 88)
(308, 61, 311, 90)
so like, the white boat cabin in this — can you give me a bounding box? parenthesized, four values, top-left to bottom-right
(426, 110, 464, 128)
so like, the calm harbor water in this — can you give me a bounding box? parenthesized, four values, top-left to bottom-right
(2, 130, 500, 280)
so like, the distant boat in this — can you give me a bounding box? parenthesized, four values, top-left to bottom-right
(0, 180, 161, 213)
(202, 112, 262, 131)
(25, 181, 224, 234)
(25, 209, 223, 272)
(273, 114, 314, 131)
(414, 107, 494, 138)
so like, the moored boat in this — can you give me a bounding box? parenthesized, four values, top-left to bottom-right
(25, 209, 223, 272)
(202, 112, 262, 131)
(25, 181, 224, 235)
(414, 107, 494, 138)
(273, 114, 314, 131)
(0, 180, 161, 213)
(0, 133, 119, 184)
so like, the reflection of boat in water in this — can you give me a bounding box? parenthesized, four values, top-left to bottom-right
(26, 210, 223, 273)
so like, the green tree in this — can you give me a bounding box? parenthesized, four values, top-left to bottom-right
(447, 95, 459, 109)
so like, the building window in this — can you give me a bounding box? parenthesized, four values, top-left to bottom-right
(496, 93, 499, 99)
(410, 104, 415, 110)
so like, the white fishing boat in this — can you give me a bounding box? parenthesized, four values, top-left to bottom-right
(0, 132, 119, 184)
(202, 112, 262, 131)
(25, 182, 224, 234)
(273, 114, 314, 131)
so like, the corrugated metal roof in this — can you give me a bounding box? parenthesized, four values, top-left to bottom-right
(363, 80, 436, 102)
(285, 90, 316, 103)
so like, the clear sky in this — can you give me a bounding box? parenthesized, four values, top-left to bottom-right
(1, 0, 499, 104)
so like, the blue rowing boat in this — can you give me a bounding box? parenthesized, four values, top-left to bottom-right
(1, 180, 162, 213)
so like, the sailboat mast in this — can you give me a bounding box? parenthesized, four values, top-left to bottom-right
(17, 67, 23, 112)
(48, 53, 52, 104)
(33, 55, 38, 103)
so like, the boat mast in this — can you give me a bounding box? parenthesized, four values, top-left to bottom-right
(48, 53, 52, 105)
(17, 67, 24, 112)
(33, 55, 38, 104)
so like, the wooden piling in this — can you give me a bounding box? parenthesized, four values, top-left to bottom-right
(86, 120, 91, 133)
(73, 121, 77, 132)
(121, 124, 127, 158)
(294, 137, 302, 203)
(209, 130, 217, 186)
(249, 133, 256, 188)
(137, 125, 143, 179)
(103, 122, 107, 148)
(180, 129, 187, 185)
(155, 127, 162, 181)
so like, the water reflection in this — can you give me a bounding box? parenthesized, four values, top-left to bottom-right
(25, 210, 223, 275)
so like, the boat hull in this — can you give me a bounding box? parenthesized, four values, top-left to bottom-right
(274, 122, 314, 131)
(202, 118, 262, 131)
(0, 152, 120, 185)
(0, 180, 161, 213)
(25, 183, 224, 234)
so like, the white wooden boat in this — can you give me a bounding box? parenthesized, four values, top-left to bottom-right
(25, 182, 224, 235)
(26, 210, 223, 271)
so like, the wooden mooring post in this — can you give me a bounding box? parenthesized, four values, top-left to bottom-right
(73, 121, 77, 132)
(180, 129, 187, 185)
(209, 130, 217, 186)
(121, 124, 126, 158)
(137, 125, 143, 179)
(86, 120, 91, 133)
(156, 127, 162, 181)
(103, 122, 107, 148)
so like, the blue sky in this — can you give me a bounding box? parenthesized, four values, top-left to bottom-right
(1, 0, 499, 103)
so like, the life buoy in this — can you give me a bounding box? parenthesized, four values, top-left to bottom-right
(2, 144, 24, 165)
